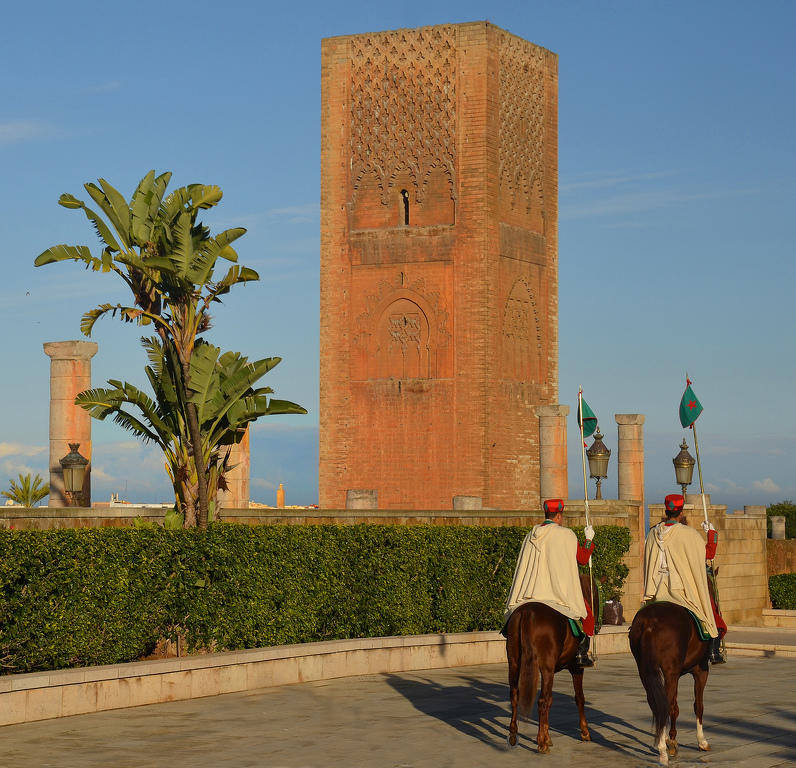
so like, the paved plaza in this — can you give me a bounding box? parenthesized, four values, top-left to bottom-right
(0, 650, 794, 768)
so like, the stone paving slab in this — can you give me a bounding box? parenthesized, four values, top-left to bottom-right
(0, 653, 794, 767)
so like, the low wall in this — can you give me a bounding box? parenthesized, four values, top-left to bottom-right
(767, 539, 796, 576)
(0, 627, 629, 727)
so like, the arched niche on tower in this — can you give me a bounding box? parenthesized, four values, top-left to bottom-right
(501, 277, 542, 383)
(351, 168, 392, 229)
(352, 280, 452, 381)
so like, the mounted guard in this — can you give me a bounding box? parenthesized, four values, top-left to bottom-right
(504, 499, 596, 666)
(643, 494, 727, 663)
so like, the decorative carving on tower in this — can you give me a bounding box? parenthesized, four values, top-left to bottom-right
(352, 272, 452, 380)
(350, 26, 457, 205)
(498, 31, 547, 219)
(502, 277, 542, 382)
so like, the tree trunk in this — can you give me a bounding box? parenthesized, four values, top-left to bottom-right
(186, 399, 209, 528)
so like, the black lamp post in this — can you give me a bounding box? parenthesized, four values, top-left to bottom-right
(586, 427, 611, 500)
(672, 438, 696, 501)
(59, 443, 88, 507)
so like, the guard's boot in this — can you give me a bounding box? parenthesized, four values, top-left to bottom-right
(709, 637, 726, 664)
(575, 634, 594, 667)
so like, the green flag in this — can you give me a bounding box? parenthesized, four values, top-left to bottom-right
(679, 381, 703, 428)
(578, 397, 597, 438)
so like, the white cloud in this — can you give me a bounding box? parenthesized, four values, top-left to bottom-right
(560, 169, 684, 193)
(267, 203, 319, 224)
(751, 478, 782, 493)
(252, 477, 277, 490)
(0, 121, 48, 145)
(84, 81, 122, 93)
(561, 189, 723, 219)
(0, 460, 42, 480)
(0, 443, 47, 459)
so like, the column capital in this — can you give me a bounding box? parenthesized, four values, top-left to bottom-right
(536, 404, 570, 419)
(615, 414, 645, 426)
(44, 340, 99, 361)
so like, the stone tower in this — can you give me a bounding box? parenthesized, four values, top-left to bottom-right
(320, 22, 559, 510)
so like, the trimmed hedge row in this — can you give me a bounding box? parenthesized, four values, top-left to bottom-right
(0, 523, 630, 674)
(769, 573, 796, 610)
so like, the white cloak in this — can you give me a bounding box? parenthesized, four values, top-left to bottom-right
(643, 521, 718, 638)
(504, 522, 587, 623)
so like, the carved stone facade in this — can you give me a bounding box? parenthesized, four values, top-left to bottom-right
(321, 22, 558, 510)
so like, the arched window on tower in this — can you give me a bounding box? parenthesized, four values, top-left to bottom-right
(400, 189, 410, 226)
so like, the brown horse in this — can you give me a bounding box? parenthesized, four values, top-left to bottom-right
(629, 601, 711, 764)
(505, 574, 598, 753)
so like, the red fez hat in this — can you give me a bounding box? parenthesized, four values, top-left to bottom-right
(543, 499, 565, 514)
(664, 494, 684, 513)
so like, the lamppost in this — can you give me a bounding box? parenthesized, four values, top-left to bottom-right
(59, 443, 88, 507)
(586, 427, 611, 500)
(672, 438, 696, 501)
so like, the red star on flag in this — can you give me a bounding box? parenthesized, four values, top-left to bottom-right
(688, 400, 697, 410)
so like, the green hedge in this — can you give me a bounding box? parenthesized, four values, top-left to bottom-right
(769, 573, 796, 610)
(0, 523, 630, 674)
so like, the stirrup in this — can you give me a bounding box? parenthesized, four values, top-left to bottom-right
(709, 638, 726, 664)
(575, 636, 594, 667)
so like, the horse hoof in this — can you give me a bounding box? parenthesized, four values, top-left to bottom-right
(580, 732, 592, 742)
(538, 745, 550, 755)
(666, 738, 678, 757)
(699, 741, 711, 752)
(507, 733, 517, 748)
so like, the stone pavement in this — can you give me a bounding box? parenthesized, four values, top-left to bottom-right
(0, 649, 794, 768)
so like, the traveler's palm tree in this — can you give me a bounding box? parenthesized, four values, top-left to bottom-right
(35, 172, 293, 526)
(76, 337, 305, 524)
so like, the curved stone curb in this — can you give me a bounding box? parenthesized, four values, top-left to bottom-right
(0, 626, 631, 727)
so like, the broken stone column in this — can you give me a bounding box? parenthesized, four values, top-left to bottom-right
(771, 515, 786, 540)
(537, 405, 569, 503)
(452, 496, 482, 510)
(345, 489, 378, 510)
(615, 414, 645, 502)
(44, 341, 98, 507)
(218, 428, 250, 510)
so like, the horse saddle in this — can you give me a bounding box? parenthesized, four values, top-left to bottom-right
(648, 600, 712, 641)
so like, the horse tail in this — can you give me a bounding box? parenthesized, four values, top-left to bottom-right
(517, 613, 539, 720)
(638, 625, 669, 740)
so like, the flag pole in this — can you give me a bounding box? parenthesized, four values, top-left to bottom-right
(692, 421, 709, 525)
(684, 372, 709, 526)
(578, 387, 596, 662)
(685, 375, 723, 658)
(578, 387, 591, 529)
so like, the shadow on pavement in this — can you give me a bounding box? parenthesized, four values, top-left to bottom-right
(383, 669, 653, 762)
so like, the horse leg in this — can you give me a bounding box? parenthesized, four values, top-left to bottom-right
(536, 667, 555, 753)
(507, 633, 520, 747)
(693, 664, 710, 751)
(665, 670, 679, 758)
(570, 668, 591, 742)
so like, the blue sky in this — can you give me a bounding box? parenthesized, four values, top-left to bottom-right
(1, 1, 793, 511)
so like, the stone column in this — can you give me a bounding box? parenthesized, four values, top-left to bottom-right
(770, 515, 786, 540)
(616, 414, 645, 566)
(44, 341, 98, 507)
(537, 405, 569, 503)
(218, 428, 250, 510)
(615, 414, 645, 502)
